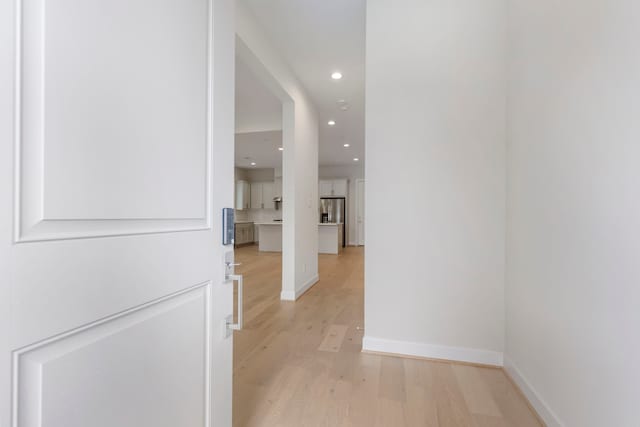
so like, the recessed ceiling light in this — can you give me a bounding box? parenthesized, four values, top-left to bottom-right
(328, 120, 336, 126)
(278, 147, 284, 151)
(250, 162, 256, 166)
(331, 72, 343, 80)
(353, 158, 359, 162)
(343, 143, 350, 148)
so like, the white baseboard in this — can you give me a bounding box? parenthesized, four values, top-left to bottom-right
(504, 356, 564, 427)
(362, 336, 504, 367)
(280, 274, 319, 301)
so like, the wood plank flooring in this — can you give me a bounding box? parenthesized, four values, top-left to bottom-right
(233, 245, 541, 427)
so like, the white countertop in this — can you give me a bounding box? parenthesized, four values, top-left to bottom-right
(255, 222, 341, 226)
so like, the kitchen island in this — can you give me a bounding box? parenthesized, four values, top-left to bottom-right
(255, 222, 282, 252)
(318, 223, 343, 255)
(255, 222, 343, 254)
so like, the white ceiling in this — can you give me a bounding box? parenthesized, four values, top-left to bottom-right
(239, 0, 366, 167)
(235, 57, 282, 134)
(235, 130, 283, 169)
(235, 57, 283, 168)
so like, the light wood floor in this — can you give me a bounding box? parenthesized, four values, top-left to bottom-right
(233, 245, 541, 427)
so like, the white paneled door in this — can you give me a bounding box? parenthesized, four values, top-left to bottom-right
(0, 0, 235, 426)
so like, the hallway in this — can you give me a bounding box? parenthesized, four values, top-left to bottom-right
(232, 247, 541, 426)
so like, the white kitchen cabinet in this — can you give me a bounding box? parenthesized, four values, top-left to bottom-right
(319, 180, 334, 197)
(234, 222, 254, 246)
(274, 177, 283, 198)
(262, 182, 275, 207)
(319, 179, 348, 197)
(250, 183, 262, 209)
(332, 179, 348, 197)
(235, 180, 251, 210)
(250, 182, 276, 209)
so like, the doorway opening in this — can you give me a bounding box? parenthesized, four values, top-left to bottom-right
(232, 1, 365, 425)
(232, 44, 287, 336)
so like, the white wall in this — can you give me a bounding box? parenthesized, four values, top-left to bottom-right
(364, 0, 507, 365)
(234, 166, 274, 184)
(506, 1, 640, 425)
(244, 168, 275, 183)
(236, 2, 319, 300)
(319, 164, 364, 245)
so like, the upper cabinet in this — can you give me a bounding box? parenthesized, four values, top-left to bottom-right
(262, 182, 275, 206)
(319, 179, 348, 197)
(274, 177, 283, 199)
(235, 180, 250, 210)
(332, 180, 348, 197)
(250, 182, 276, 209)
(250, 183, 262, 209)
(319, 180, 333, 197)
(274, 168, 283, 199)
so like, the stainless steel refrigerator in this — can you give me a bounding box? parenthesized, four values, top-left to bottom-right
(319, 197, 346, 247)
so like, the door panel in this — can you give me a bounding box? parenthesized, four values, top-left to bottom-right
(1, 0, 235, 425)
(16, 284, 209, 427)
(16, 0, 212, 242)
(39, 0, 208, 221)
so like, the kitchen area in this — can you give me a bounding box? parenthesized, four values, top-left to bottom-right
(234, 166, 283, 249)
(234, 55, 363, 259)
(234, 170, 348, 255)
(318, 181, 347, 255)
(232, 47, 364, 316)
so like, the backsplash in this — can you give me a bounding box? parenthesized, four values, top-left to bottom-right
(249, 209, 281, 222)
(235, 210, 250, 222)
(235, 208, 280, 223)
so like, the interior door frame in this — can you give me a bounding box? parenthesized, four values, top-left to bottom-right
(235, 37, 299, 301)
(356, 178, 365, 246)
